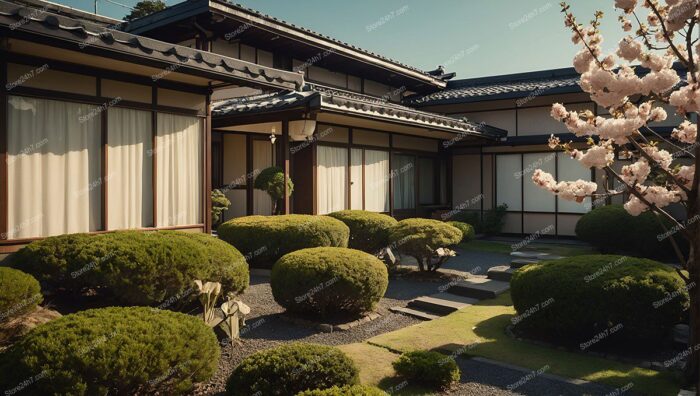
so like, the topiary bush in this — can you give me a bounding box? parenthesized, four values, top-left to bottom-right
(218, 215, 350, 268)
(226, 342, 359, 396)
(510, 255, 688, 346)
(0, 267, 42, 321)
(392, 351, 460, 389)
(575, 204, 681, 259)
(447, 221, 475, 242)
(0, 307, 219, 395)
(271, 247, 388, 315)
(254, 166, 294, 215)
(297, 385, 388, 396)
(327, 210, 398, 253)
(389, 219, 462, 271)
(8, 231, 249, 306)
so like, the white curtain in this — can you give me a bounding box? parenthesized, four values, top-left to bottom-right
(317, 146, 347, 215)
(107, 108, 153, 229)
(364, 150, 390, 212)
(253, 140, 274, 215)
(392, 154, 415, 210)
(7, 96, 102, 238)
(350, 148, 363, 210)
(156, 113, 202, 226)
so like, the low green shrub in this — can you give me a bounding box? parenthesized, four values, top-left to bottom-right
(447, 221, 475, 242)
(8, 231, 248, 306)
(226, 343, 359, 396)
(0, 307, 219, 395)
(327, 210, 398, 253)
(271, 247, 388, 315)
(218, 215, 349, 268)
(254, 166, 294, 215)
(575, 204, 682, 259)
(0, 267, 42, 321)
(297, 385, 387, 396)
(510, 255, 688, 346)
(389, 219, 462, 271)
(450, 204, 508, 235)
(392, 351, 460, 389)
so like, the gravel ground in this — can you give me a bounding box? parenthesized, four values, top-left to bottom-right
(447, 358, 616, 396)
(193, 274, 423, 395)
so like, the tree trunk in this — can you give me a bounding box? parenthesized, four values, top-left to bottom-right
(688, 240, 700, 390)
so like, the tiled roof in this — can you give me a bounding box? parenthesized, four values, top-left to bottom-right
(213, 85, 507, 139)
(0, 0, 305, 90)
(408, 68, 582, 106)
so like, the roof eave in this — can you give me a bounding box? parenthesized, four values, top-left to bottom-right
(409, 85, 583, 107)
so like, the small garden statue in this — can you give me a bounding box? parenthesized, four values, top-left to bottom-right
(194, 280, 222, 326)
(220, 293, 251, 344)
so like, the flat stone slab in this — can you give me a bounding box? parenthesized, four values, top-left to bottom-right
(511, 259, 540, 268)
(678, 390, 697, 396)
(487, 266, 516, 282)
(511, 251, 548, 259)
(408, 293, 478, 315)
(389, 306, 440, 321)
(447, 278, 510, 300)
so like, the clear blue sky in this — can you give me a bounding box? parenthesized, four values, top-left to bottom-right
(55, 0, 628, 78)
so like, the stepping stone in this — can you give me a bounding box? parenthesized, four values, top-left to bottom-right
(511, 259, 540, 268)
(678, 390, 697, 396)
(511, 251, 548, 259)
(487, 266, 516, 282)
(447, 278, 510, 300)
(408, 293, 478, 315)
(389, 306, 440, 321)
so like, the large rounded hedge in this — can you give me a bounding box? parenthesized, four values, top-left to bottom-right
(218, 215, 350, 268)
(297, 385, 388, 396)
(271, 247, 388, 315)
(0, 267, 42, 321)
(226, 343, 359, 396)
(447, 221, 475, 242)
(575, 204, 680, 258)
(389, 219, 462, 268)
(0, 307, 219, 395)
(8, 231, 249, 306)
(327, 210, 398, 253)
(510, 255, 688, 345)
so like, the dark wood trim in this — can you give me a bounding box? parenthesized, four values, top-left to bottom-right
(101, 107, 108, 231)
(520, 154, 524, 233)
(96, 76, 102, 98)
(347, 128, 353, 210)
(4, 51, 209, 95)
(282, 119, 290, 214)
(312, 141, 318, 215)
(9, 86, 202, 117)
(246, 134, 254, 216)
(151, 86, 158, 228)
(388, 134, 394, 216)
(204, 88, 213, 233)
(0, 60, 7, 240)
(440, 100, 594, 115)
(213, 108, 307, 128)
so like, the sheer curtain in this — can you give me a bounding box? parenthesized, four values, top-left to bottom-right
(156, 114, 202, 226)
(253, 140, 274, 215)
(392, 154, 415, 210)
(317, 146, 347, 214)
(350, 148, 363, 210)
(364, 150, 390, 212)
(108, 108, 153, 229)
(7, 96, 102, 238)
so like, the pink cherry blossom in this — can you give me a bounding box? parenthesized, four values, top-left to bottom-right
(672, 120, 698, 144)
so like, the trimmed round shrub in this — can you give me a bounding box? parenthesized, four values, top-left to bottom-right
(392, 351, 460, 389)
(389, 219, 462, 269)
(447, 221, 475, 242)
(0, 267, 42, 321)
(226, 342, 359, 396)
(575, 204, 680, 259)
(271, 247, 388, 315)
(8, 231, 249, 306)
(218, 215, 350, 268)
(297, 385, 388, 396)
(327, 210, 398, 253)
(0, 307, 219, 395)
(510, 255, 688, 345)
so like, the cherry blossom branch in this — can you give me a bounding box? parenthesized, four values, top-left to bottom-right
(647, 1, 693, 77)
(604, 165, 688, 237)
(627, 134, 691, 195)
(655, 217, 691, 276)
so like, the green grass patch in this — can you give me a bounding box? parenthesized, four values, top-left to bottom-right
(368, 293, 680, 396)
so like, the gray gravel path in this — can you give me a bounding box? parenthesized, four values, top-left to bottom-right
(397, 248, 510, 276)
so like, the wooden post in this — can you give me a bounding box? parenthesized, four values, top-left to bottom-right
(0, 60, 7, 240)
(204, 86, 213, 233)
(282, 119, 290, 214)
